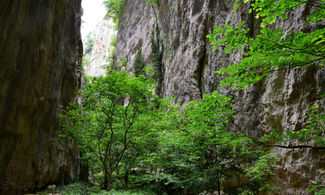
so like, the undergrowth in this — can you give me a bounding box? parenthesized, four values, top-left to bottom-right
(38, 182, 153, 195)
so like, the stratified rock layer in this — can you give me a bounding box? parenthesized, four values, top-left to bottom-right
(0, 1, 83, 194)
(115, 0, 325, 193)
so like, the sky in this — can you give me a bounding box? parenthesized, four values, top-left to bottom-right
(81, 0, 107, 38)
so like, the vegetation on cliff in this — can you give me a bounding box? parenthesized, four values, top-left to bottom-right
(104, 0, 127, 22)
(208, 0, 325, 150)
(56, 0, 325, 194)
(60, 70, 274, 193)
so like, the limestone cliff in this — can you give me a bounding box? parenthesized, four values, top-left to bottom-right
(115, 0, 325, 193)
(0, 0, 83, 194)
(83, 19, 116, 77)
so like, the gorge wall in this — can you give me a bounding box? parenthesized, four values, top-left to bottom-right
(115, 0, 325, 193)
(83, 19, 116, 77)
(0, 0, 83, 194)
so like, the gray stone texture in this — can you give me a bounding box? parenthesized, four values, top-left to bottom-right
(0, 1, 83, 194)
(115, 0, 325, 193)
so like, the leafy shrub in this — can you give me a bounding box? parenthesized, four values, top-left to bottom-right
(38, 182, 100, 195)
(104, 0, 127, 22)
(149, 0, 160, 5)
(133, 49, 146, 76)
(38, 181, 153, 195)
(84, 36, 94, 55)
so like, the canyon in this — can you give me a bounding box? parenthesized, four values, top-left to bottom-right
(0, 1, 82, 194)
(114, 0, 325, 193)
(0, 0, 324, 194)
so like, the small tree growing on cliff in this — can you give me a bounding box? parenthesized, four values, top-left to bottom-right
(133, 49, 146, 76)
(207, 0, 325, 89)
(207, 0, 325, 149)
(60, 70, 160, 191)
(104, 0, 127, 22)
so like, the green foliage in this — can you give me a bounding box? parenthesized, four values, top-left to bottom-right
(60, 70, 275, 193)
(60, 80, 273, 193)
(150, 25, 164, 95)
(308, 184, 325, 194)
(60, 70, 159, 191)
(208, 25, 325, 89)
(110, 34, 117, 47)
(286, 104, 325, 145)
(38, 182, 153, 195)
(133, 50, 146, 76)
(81, 56, 91, 83)
(84, 35, 94, 55)
(202, 2, 325, 193)
(233, 0, 245, 11)
(38, 182, 101, 195)
(104, 189, 155, 195)
(207, 0, 325, 152)
(130, 91, 270, 194)
(207, 0, 325, 89)
(245, 153, 279, 191)
(248, 0, 325, 26)
(117, 56, 128, 67)
(59, 1, 325, 194)
(178, 91, 267, 193)
(107, 35, 117, 71)
(262, 103, 325, 147)
(149, 0, 160, 5)
(104, 0, 127, 22)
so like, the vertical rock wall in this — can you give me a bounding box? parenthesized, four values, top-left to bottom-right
(84, 19, 117, 77)
(115, 0, 325, 193)
(0, 0, 82, 194)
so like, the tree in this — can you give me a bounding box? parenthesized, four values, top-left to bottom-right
(59, 70, 160, 191)
(134, 92, 271, 194)
(207, 0, 325, 148)
(207, 0, 325, 89)
(84, 35, 94, 55)
(104, 0, 127, 22)
(133, 49, 146, 76)
(179, 91, 268, 194)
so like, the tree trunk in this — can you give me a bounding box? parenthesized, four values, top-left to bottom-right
(106, 173, 112, 191)
(217, 177, 221, 195)
(103, 172, 112, 191)
(103, 174, 108, 190)
(124, 169, 129, 188)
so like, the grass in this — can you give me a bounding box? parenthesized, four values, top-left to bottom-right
(37, 182, 153, 195)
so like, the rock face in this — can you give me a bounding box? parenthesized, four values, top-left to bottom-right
(84, 19, 117, 77)
(115, 0, 325, 193)
(0, 1, 83, 194)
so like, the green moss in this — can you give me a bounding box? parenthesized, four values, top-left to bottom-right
(233, 0, 244, 11)
(149, 0, 160, 6)
(133, 49, 146, 76)
(117, 56, 128, 67)
(150, 24, 164, 96)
